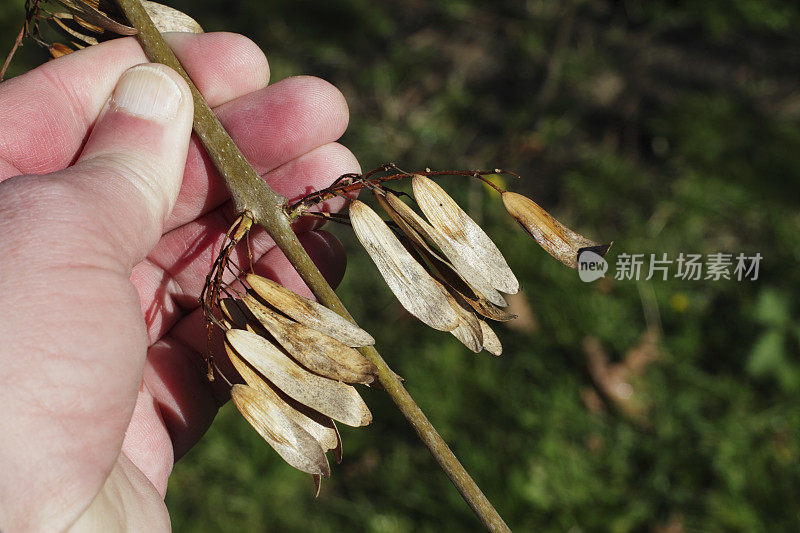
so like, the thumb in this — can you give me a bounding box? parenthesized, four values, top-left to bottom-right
(0, 63, 194, 531)
(64, 63, 194, 266)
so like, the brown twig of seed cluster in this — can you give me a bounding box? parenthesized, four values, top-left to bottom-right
(288, 163, 520, 219)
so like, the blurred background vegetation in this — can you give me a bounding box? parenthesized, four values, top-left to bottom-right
(3, 0, 800, 530)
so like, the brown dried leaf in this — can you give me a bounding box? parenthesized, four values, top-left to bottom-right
(378, 189, 508, 307)
(231, 384, 330, 476)
(225, 344, 339, 453)
(241, 293, 377, 385)
(412, 175, 519, 295)
(246, 273, 374, 347)
(502, 191, 611, 269)
(349, 200, 459, 332)
(226, 329, 372, 427)
(479, 320, 503, 356)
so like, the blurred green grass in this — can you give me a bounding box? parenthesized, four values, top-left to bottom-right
(3, 0, 800, 530)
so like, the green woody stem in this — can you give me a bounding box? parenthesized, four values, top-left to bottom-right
(115, 0, 510, 530)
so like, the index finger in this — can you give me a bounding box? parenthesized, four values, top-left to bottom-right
(0, 32, 269, 179)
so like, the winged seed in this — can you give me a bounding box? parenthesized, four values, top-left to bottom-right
(219, 298, 248, 329)
(440, 284, 483, 353)
(225, 328, 372, 427)
(49, 43, 74, 58)
(54, 0, 138, 35)
(70, 14, 104, 34)
(479, 320, 503, 356)
(457, 288, 517, 322)
(412, 175, 519, 295)
(376, 202, 512, 317)
(241, 293, 377, 385)
(378, 190, 509, 307)
(501, 191, 611, 269)
(142, 1, 204, 33)
(349, 200, 459, 332)
(51, 15, 99, 46)
(246, 273, 374, 347)
(225, 344, 339, 452)
(231, 384, 331, 476)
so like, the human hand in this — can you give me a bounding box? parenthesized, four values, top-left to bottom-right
(0, 32, 359, 531)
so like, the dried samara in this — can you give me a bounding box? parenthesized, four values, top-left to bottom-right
(213, 271, 377, 494)
(349, 173, 609, 356)
(199, 166, 609, 492)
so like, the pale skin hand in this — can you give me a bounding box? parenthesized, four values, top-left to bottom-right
(0, 33, 359, 531)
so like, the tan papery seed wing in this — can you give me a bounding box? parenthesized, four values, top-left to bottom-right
(501, 191, 611, 269)
(348, 200, 459, 332)
(54, 0, 138, 35)
(246, 273, 374, 347)
(231, 384, 331, 476)
(241, 293, 377, 385)
(374, 190, 518, 321)
(225, 344, 339, 452)
(412, 175, 519, 294)
(49, 43, 75, 58)
(219, 298, 248, 329)
(51, 15, 99, 46)
(379, 190, 508, 307)
(479, 320, 503, 356)
(439, 283, 483, 353)
(374, 191, 441, 263)
(225, 329, 372, 427)
(142, 1, 204, 33)
(457, 288, 516, 322)
(71, 14, 104, 34)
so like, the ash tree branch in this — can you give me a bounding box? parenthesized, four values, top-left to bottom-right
(113, 0, 510, 529)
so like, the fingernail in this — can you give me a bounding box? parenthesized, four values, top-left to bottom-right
(111, 65, 182, 121)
